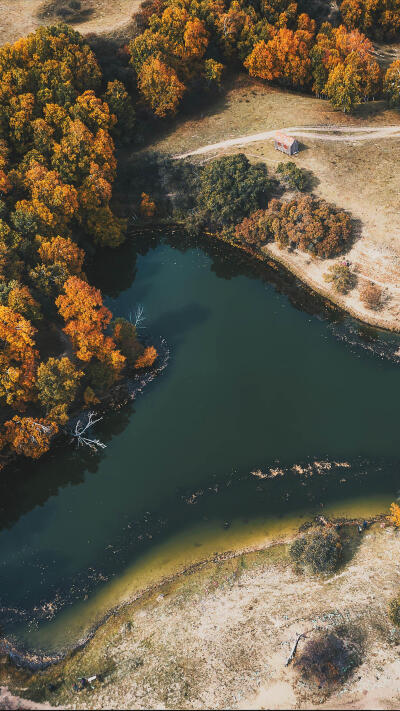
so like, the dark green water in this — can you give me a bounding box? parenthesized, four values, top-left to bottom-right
(0, 235, 399, 653)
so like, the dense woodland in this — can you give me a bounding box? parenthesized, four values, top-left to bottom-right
(128, 0, 400, 115)
(0, 0, 399, 464)
(0, 26, 155, 464)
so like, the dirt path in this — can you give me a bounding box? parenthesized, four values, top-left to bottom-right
(176, 124, 400, 158)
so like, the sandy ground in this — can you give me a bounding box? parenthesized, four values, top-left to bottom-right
(0, 0, 143, 46)
(10, 523, 400, 710)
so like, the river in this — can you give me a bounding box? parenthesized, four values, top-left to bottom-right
(0, 234, 399, 655)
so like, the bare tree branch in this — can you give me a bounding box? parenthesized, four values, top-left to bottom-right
(70, 412, 106, 452)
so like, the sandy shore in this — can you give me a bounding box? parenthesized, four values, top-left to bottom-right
(5, 518, 400, 710)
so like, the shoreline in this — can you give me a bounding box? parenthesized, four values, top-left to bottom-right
(0, 512, 387, 672)
(131, 223, 400, 335)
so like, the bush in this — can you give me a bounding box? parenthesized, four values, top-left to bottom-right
(277, 161, 308, 191)
(294, 632, 360, 686)
(388, 594, 400, 626)
(234, 210, 270, 248)
(266, 196, 352, 258)
(290, 530, 342, 574)
(195, 154, 273, 231)
(360, 281, 383, 310)
(324, 263, 356, 294)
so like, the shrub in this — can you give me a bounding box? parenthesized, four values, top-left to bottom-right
(234, 210, 270, 248)
(324, 263, 355, 294)
(196, 154, 273, 231)
(295, 632, 360, 686)
(360, 281, 383, 310)
(266, 196, 352, 258)
(388, 594, 400, 627)
(290, 530, 342, 574)
(276, 161, 308, 191)
(387, 502, 400, 527)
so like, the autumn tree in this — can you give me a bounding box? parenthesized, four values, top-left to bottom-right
(134, 345, 158, 369)
(3, 415, 58, 459)
(56, 276, 125, 386)
(388, 502, 400, 527)
(265, 196, 353, 257)
(234, 210, 270, 248)
(360, 281, 383, 310)
(0, 305, 38, 409)
(384, 60, 400, 106)
(37, 356, 83, 412)
(137, 57, 186, 117)
(340, 0, 400, 40)
(140, 192, 156, 218)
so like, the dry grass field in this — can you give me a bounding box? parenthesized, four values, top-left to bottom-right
(148, 76, 400, 329)
(8, 523, 400, 710)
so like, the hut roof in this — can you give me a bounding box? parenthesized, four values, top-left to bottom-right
(275, 132, 297, 148)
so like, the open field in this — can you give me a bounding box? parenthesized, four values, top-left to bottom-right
(0, 0, 143, 46)
(147, 76, 400, 330)
(6, 522, 400, 710)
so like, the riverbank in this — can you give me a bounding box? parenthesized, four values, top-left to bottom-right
(142, 75, 400, 333)
(4, 515, 400, 710)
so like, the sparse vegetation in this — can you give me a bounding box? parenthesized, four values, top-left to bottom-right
(277, 161, 309, 191)
(324, 263, 356, 294)
(294, 632, 360, 687)
(290, 529, 342, 574)
(360, 281, 383, 310)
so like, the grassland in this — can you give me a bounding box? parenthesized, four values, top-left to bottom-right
(5, 522, 400, 710)
(145, 75, 400, 330)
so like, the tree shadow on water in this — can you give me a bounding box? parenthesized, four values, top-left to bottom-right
(0, 406, 134, 533)
(150, 302, 211, 347)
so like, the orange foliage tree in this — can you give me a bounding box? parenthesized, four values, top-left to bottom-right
(134, 345, 158, 369)
(388, 502, 400, 527)
(0, 305, 38, 410)
(56, 276, 125, 385)
(3, 416, 58, 459)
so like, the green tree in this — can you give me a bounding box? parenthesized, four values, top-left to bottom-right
(276, 161, 308, 191)
(104, 80, 136, 139)
(196, 154, 273, 230)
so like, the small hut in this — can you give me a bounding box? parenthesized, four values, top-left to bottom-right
(274, 132, 299, 156)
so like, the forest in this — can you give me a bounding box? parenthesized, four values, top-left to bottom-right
(128, 0, 400, 115)
(0, 25, 155, 464)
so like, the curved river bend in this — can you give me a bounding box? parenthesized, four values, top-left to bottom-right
(0, 235, 399, 654)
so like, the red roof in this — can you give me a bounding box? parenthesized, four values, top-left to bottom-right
(275, 132, 296, 148)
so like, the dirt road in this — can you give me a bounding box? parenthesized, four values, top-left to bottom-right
(176, 124, 400, 159)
